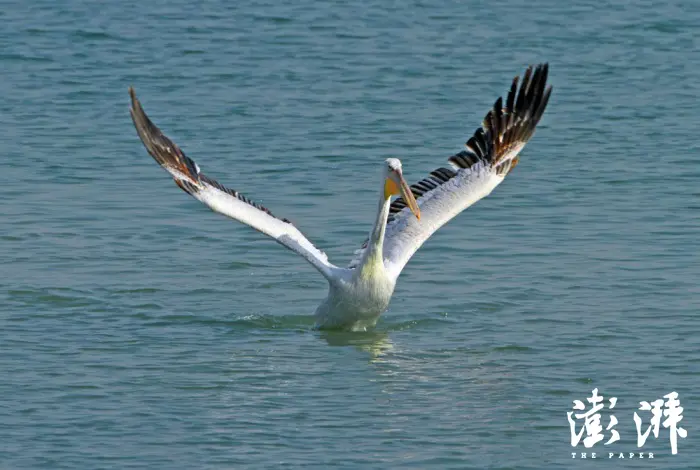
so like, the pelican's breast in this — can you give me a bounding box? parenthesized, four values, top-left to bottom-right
(314, 254, 396, 330)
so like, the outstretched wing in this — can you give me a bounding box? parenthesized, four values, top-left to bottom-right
(352, 63, 552, 279)
(129, 88, 338, 280)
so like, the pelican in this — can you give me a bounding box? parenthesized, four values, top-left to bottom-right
(129, 63, 552, 331)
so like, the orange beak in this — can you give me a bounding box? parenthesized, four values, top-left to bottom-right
(384, 172, 420, 220)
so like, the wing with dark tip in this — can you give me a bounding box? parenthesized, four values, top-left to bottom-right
(349, 64, 552, 278)
(129, 88, 339, 280)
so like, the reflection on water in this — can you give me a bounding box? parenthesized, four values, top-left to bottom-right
(318, 330, 394, 360)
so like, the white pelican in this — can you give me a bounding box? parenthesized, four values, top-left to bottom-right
(130, 63, 551, 331)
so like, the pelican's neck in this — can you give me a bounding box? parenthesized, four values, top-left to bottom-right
(365, 191, 392, 262)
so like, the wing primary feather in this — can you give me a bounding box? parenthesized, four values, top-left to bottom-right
(535, 85, 553, 123)
(505, 75, 518, 131)
(515, 65, 533, 119)
(492, 97, 503, 149)
(129, 87, 201, 182)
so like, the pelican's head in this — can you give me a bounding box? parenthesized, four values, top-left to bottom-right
(383, 158, 420, 220)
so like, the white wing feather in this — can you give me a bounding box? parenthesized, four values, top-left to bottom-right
(355, 63, 552, 279)
(129, 88, 339, 280)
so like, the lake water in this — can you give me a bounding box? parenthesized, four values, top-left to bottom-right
(2, 0, 699, 468)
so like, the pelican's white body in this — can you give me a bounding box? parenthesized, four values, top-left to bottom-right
(314, 251, 397, 330)
(313, 170, 400, 330)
